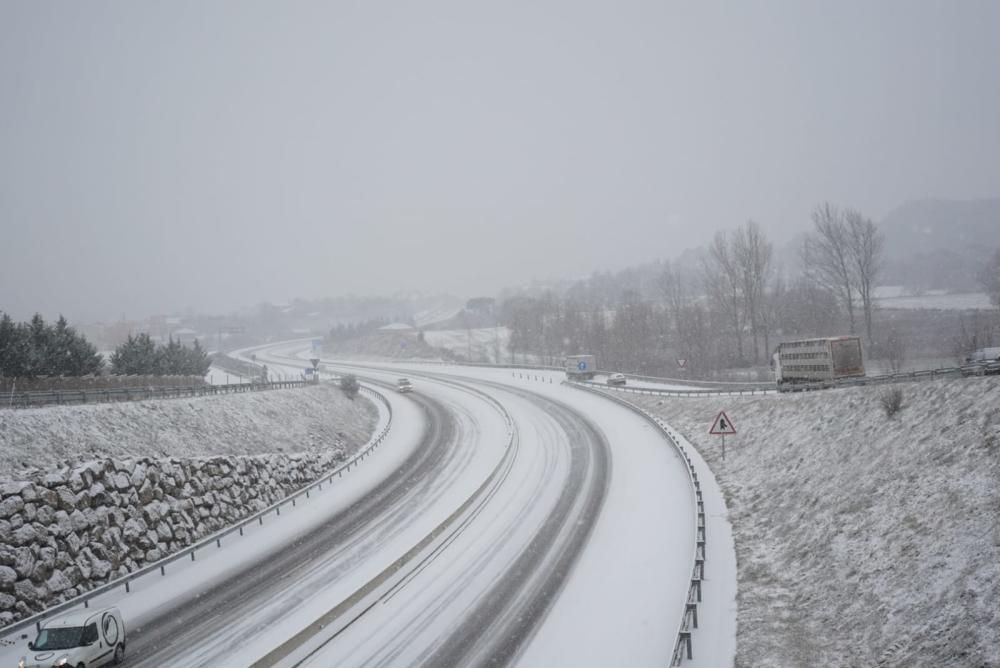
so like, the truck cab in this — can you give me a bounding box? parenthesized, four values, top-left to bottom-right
(20, 607, 125, 668)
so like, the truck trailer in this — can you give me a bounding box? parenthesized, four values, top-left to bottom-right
(772, 336, 865, 388)
(564, 354, 597, 380)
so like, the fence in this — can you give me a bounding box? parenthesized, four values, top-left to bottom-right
(0, 384, 393, 639)
(567, 381, 706, 665)
(0, 374, 206, 394)
(3, 380, 307, 409)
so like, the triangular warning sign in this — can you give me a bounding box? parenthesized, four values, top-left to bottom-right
(709, 410, 737, 435)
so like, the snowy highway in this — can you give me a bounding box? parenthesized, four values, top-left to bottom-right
(249, 344, 734, 667)
(0, 343, 734, 668)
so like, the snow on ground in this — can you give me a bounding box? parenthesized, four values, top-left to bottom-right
(628, 376, 1000, 667)
(413, 306, 462, 328)
(205, 366, 234, 385)
(0, 384, 376, 480)
(422, 327, 510, 363)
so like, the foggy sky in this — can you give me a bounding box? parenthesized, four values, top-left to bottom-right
(2, 1, 999, 322)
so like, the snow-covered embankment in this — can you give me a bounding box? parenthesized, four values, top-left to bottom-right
(631, 377, 1000, 667)
(0, 384, 377, 628)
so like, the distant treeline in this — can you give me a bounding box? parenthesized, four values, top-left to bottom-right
(0, 312, 103, 378)
(0, 312, 211, 379)
(110, 333, 210, 376)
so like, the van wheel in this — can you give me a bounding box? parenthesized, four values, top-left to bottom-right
(114, 644, 125, 664)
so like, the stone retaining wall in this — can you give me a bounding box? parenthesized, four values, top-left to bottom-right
(0, 448, 345, 628)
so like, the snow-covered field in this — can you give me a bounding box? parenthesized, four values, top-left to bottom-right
(874, 287, 993, 310)
(422, 327, 510, 363)
(0, 384, 376, 480)
(629, 376, 1000, 667)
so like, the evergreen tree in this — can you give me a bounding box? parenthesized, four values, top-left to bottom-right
(0, 313, 30, 378)
(110, 333, 158, 375)
(157, 337, 186, 375)
(0, 312, 102, 378)
(183, 339, 211, 376)
(51, 315, 103, 376)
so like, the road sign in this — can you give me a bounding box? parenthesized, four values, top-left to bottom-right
(577, 360, 588, 371)
(677, 358, 687, 368)
(310, 358, 320, 369)
(709, 411, 736, 435)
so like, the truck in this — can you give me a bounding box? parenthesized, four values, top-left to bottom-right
(564, 354, 597, 380)
(772, 336, 865, 388)
(962, 347, 1000, 376)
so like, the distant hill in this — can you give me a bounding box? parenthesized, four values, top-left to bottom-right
(879, 198, 1000, 292)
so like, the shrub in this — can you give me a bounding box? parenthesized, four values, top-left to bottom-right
(879, 386, 904, 418)
(340, 374, 360, 399)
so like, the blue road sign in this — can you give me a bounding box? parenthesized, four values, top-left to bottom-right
(577, 360, 588, 371)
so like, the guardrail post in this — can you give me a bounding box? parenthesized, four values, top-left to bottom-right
(679, 631, 692, 659)
(686, 602, 698, 629)
(691, 578, 702, 602)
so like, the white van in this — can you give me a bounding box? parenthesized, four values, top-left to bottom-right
(19, 607, 125, 668)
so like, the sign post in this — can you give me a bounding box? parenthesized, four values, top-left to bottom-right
(709, 410, 737, 460)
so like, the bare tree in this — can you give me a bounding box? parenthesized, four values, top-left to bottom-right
(882, 327, 907, 374)
(803, 203, 857, 334)
(704, 230, 747, 363)
(951, 311, 1000, 362)
(844, 209, 884, 346)
(978, 248, 1000, 308)
(733, 220, 773, 363)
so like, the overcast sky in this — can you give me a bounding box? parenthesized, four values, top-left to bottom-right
(2, 1, 998, 322)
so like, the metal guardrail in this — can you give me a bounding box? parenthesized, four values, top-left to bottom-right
(397, 357, 983, 394)
(579, 380, 776, 398)
(578, 365, 976, 397)
(566, 382, 706, 666)
(0, 384, 392, 638)
(3, 380, 307, 409)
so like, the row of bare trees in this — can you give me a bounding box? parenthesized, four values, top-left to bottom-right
(499, 204, 897, 377)
(803, 204, 884, 345)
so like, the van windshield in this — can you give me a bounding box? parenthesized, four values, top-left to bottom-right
(34, 626, 85, 651)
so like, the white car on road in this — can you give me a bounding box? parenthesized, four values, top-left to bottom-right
(19, 607, 125, 668)
(606, 373, 627, 386)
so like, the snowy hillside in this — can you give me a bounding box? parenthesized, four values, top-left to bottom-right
(630, 377, 1000, 667)
(0, 384, 377, 480)
(423, 327, 510, 364)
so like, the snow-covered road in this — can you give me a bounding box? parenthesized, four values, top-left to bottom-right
(2, 342, 735, 667)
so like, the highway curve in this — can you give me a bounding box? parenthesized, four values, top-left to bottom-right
(292, 364, 612, 668)
(121, 387, 461, 666)
(417, 382, 611, 667)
